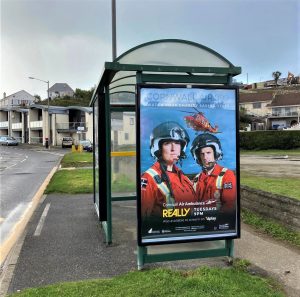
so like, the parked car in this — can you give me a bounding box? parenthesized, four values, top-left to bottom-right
(62, 137, 73, 148)
(0, 136, 19, 146)
(79, 140, 93, 152)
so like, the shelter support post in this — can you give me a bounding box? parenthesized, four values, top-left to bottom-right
(105, 85, 112, 245)
(225, 239, 234, 257)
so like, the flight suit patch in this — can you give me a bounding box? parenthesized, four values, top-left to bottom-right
(223, 182, 232, 189)
(141, 178, 148, 189)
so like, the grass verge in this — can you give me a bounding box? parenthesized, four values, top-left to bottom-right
(8, 267, 284, 297)
(45, 169, 93, 194)
(45, 170, 135, 194)
(240, 172, 300, 201)
(112, 174, 136, 192)
(60, 152, 93, 168)
(242, 209, 300, 248)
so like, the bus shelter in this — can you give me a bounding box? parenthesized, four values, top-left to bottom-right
(90, 39, 241, 269)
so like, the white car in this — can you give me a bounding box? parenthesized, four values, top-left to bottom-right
(0, 136, 19, 146)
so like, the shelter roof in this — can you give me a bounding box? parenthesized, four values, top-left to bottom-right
(91, 39, 241, 106)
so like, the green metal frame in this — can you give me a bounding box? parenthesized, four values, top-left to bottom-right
(137, 240, 234, 270)
(91, 39, 241, 267)
(91, 63, 241, 97)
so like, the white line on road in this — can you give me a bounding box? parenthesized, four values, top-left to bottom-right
(33, 203, 51, 236)
(20, 156, 28, 163)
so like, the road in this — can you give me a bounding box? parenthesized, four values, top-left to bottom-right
(0, 145, 65, 246)
(240, 154, 300, 178)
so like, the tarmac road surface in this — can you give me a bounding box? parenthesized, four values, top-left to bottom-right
(240, 154, 300, 178)
(0, 145, 65, 262)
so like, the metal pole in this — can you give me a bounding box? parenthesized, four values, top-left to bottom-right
(47, 81, 50, 148)
(105, 85, 112, 244)
(111, 0, 117, 60)
(137, 246, 146, 270)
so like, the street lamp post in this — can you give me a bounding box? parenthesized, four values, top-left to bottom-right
(29, 76, 50, 148)
(111, 0, 117, 60)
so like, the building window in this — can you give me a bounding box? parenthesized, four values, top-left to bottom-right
(272, 108, 281, 116)
(253, 102, 261, 109)
(125, 133, 129, 140)
(130, 118, 134, 125)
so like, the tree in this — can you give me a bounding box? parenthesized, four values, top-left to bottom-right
(39, 87, 95, 107)
(34, 94, 41, 103)
(239, 107, 252, 130)
(272, 71, 281, 87)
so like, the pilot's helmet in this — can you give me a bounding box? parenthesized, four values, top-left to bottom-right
(190, 133, 223, 165)
(150, 121, 190, 160)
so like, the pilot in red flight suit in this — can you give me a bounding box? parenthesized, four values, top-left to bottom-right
(190, 133, 236, 213)
(141, 121, 196, 220)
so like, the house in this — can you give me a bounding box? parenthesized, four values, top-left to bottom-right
(239, 91, 273, 117)
(0, 90, 36, 107)
(266, 92, 300, 130)
(49, 83, 74, 99)
(0, 104, 92, 145)
(239, 90, 300, 130)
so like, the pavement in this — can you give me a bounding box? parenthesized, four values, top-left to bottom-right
(1, 193, 300, 297)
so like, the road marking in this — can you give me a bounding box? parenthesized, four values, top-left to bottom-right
(34, 203, 51, 236)
(20, 156, 28, 163)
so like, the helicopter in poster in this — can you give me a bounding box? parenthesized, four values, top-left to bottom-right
(181, 108, 219, 134)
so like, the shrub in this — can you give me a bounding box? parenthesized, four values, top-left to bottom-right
(239, 130, 300, 150)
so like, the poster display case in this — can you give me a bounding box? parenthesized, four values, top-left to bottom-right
(137, 85, 240, 245)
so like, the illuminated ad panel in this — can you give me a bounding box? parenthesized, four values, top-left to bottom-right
(137, 85, 240, 245)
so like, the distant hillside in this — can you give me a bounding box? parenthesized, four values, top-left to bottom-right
(39, 88, 94, 107)
(240, 84, 300, 94)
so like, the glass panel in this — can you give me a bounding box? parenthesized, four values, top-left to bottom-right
(110, 93, 135, 105)
(110, 73, 136, 85)
(111, 112, 136, 195)
(117, 41, 231, 67)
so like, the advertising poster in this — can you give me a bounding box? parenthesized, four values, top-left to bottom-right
(137, 85, 240, 245)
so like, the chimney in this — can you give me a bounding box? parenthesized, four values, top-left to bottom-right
(3, 92, 6, 98)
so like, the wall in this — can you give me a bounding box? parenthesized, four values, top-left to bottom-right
(240, 185, 300, 232)
(240, 101, 270, 116)
(54, 114, 70, 145)
(85, 112, 93, 141)
(118, 112, 135, 146)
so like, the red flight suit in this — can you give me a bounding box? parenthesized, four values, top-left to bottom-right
(193, 163, 236, 212)
(141, 162, 196, 218)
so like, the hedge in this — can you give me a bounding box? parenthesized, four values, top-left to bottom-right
(239, 130, 300, 150)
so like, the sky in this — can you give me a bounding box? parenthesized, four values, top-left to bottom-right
(1, 0, 299, 99)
